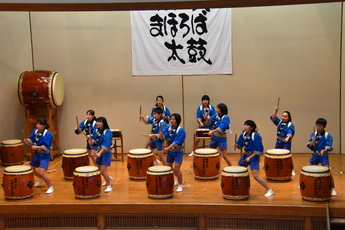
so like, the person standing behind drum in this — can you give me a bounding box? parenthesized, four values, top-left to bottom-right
(23, 118, 54, 194)
(151, 95, 171, 124)
(140, 107, 167, 165)
(89, 117, 113, 193)
(208, 103, 232, 166)
(161, 113, 186, 192)
(75, 109, 97, 164)
(306, 118, 337, 196)
(235, 120, 274, 197)
(270, 106, 296, 176)
(189, 95, 216, 157)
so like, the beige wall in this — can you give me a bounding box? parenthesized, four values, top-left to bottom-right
(0, 2, 343, 155)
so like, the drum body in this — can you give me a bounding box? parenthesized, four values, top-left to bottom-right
(299, 166, 332, 201)
(221, 166, 250, 200)
(62, 149, 89, 180)
(192, 148, 220, 179)
(127, 148, 154, 180)
(18, 70, 64, 108)
(263, 149, 293, 181)
(0, 139, 25, 166)
(195, 129, 210, 138)
(2, 165, 34, 200)
(146, 166, 174, 199)
(110, 129, 122, 138)
(73, 166, 101, 199)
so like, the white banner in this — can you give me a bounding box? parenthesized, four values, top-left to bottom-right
(130, 8, 232, 75)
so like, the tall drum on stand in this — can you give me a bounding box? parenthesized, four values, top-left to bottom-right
(18, 70, 64, 159)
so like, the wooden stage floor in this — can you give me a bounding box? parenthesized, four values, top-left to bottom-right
(0, 152, 344, 230)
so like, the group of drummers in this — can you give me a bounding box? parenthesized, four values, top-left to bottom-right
(0, 94, 337, 200)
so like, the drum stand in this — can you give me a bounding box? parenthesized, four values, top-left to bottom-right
(193, 134, 211, 151)
(111, 135, 124, 162)
(24, 105, 61, 160)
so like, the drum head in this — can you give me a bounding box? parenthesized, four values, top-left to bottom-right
(64, 148, 88, 156)
(1, 139, 22, 145)
(111, 129, 121, 132)
(194, 148, 218, 155)
(128, 148, 152, 155)
(51, 72, 64, 107)
(75, 166, 99, 173)
(4, 165, 32, 173)
(222, 166, 248, 173)
(302, 165, 329, 173)
(266, 149, 290, 155)
(147, 166, 172, 173)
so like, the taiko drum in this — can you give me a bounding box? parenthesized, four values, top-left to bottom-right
(18, 70, 64, 108)
(221, 166, 250, 200)
(73, 166, 101, 199)
(62, 149, 89, 180)
(2, 165, 34, 200)
(191, 148, 220, 179)
(263, 149, 293, 181)
(146, 166, 174, 199)
(0, 139, 25, 166)
(110, 129, 122, 138)
(127, 148, 154, 180)
(299, 165, 332, 202)
(195, 129, 210, 138)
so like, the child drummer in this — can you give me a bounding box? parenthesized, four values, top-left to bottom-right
(306, 118, 337, 196)
(235, 120, 274, 197)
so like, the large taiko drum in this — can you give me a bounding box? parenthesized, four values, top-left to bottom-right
(127, 148, 154, 180)
(263, 149, 293, 181)
(299, 165, 332, 201)
(2, 165, 34, 200)
(62, 149, 89, 180)
(195, 129, 210, 138)
(0, 139, 25, 166)
(18, 70, 64, 108)
(146, 166, 174, 199)
(110, 129, 122, 138)
(73, 166, 101, 199)
(221, 166, 250, 200)
(191, 148, 220, 179)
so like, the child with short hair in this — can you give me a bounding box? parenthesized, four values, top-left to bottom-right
(140, 107, 167, 165)
(306, 118, 337, 196)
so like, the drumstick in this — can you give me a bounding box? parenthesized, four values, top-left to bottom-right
(76, 116, 79, 126)
(47, 169, 57, 173)
(21, 129, 26, 139)
(277, 97, 280, 108)
(234, 133, 237, 151)
(141, 134, 150, 137)
(139, 105, 142, 122)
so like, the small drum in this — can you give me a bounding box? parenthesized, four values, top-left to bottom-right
(110, 129, 122, 138)
(195, 129, 210, 138)
(146, 166, 174, 199)
(18, 70, 64, 108)
(127, 148, 154, 180)
(2, 165, 34, 200)
(62, 149, 89, 180)
(263, 149, 293, 181)
(73, 166, 101, 199)
(191, 148, 220, 179)
(221, 166, 250, 200)
(0, 139, 25, 166)
(299, 166, 332, 201)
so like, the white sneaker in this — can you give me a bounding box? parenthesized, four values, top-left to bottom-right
(35, 178, 44, 187)
(332, 188, 338, 196)
(102, 176, 113, 186)
(292, 170, 296, 176)
(176, 185, 183, 192)
(264, 189, 274, 197)
(154, 159, 161, 166)
(105, 185, 112, 193)
(188, 152, 194, 157)
(174, 181, 178, 186)
(45, 186, 54, 194)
